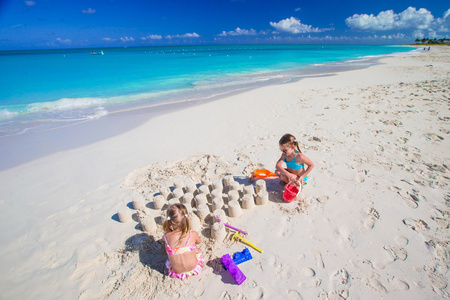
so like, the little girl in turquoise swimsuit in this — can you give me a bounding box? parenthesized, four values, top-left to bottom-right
(163, 203, 203, 280)
(275, 133, 314, 186)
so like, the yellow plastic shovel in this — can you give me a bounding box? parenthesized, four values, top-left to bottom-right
(231, 232, 263, 253)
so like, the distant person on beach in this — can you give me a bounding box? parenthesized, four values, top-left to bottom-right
(163, 203, 203, 280)
(275, 133, 314, 186)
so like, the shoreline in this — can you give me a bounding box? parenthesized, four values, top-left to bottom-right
(0, 46, 448, 299)
(0, 45, 416, 139)
(0, 48, 418, 170)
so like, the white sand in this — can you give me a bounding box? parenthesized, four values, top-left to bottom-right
(0, 46, 449, 299)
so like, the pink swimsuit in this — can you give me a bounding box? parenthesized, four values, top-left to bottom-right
(164, 231, 203, 280)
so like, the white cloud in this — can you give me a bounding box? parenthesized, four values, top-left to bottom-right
(345, 7, 438, 31)
(436, 9, 450, 32)
(120, 36, 135, 42)
(56, 37, 71, 44)
(218, 27, 258, 36)
(295, 8, 301, 12)
(82, 8, 96, 14)
(270, 17, 322, 33)
(102, 37, 116, 42)
(24, 1, 36, 6)
(444, 9, 450, 19)
(165, 32, 200, 39)
(380, 33, 406, 39)
(141, 34, 163, 40)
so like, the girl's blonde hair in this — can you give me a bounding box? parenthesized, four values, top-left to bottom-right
(279, 133, 302, 153)
(163, 203, 190, 245)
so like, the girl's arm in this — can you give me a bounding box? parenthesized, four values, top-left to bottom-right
(298, 153, 314, 183)
(276, 155, 298, 182)
(193, 231, 201, 244)
(275, 155, 285, 172)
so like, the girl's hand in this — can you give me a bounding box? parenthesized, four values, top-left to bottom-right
(299, 176, 305, 185)
(287, 173, 298, 183)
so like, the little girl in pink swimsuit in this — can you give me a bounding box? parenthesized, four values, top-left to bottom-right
(163, 203, 203, 280)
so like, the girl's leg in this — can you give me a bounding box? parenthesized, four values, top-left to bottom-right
(275, 169, 290, 184)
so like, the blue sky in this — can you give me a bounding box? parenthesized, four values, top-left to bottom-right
(0, 0, 449, 50)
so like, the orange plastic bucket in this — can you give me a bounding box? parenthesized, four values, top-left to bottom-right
(283, 182, 301, 202)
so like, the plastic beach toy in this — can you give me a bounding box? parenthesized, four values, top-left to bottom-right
(251, 169, 277, 180)
(215, 217, 247, 235)
(221, 254, 246, 285)
(283, 181, 302, 202)
(233, 248, 253, 265)
(232, 232, 263, 253)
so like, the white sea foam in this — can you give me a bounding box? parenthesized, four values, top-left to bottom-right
(88, 107, 109, 119)
(26, 97, 107, 112)
(0, 109, 18, 120)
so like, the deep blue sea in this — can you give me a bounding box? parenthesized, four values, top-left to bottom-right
(0, 45, 416, 136)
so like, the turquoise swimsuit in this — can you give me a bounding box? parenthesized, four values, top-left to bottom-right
(284, 151, 309, 182)
(284, 151, 304, 169)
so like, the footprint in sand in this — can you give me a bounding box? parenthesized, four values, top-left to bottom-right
(390, 278, 410, 291)
(364, 208, 380, 230)
(299, 278, 322, 289)
(427, 270, 449, 297)
(194, 286, 205, 297)
(424, 133, 444, 142)
(402, 218, 429, 232)
(435, 244, 449, 264)
(397, 191, 419, 209)
(219, 291, 232, 300)
(300, 267, 316, 278)
(370, 259, 389, 270)
(383, 245, 408, 262)
(322, 288, 349, 300)
(395, 235, 409, 246)
(375, 145, 385, 155)
(431, 208, 450, 230)
(330, 268, 349, 287)
(251, 288, 264, 299)
(356, 170, 368, 183)
(365, 278, 387, 293)
(278, 263, 293, 279)
(319, 268, 351, 299)
(431, 215, 450, 230)
(312, 250, 324, 268)
(288, 289, 303, 299)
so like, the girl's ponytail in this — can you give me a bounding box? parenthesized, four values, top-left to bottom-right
(293, 139, 302, 153)
(163, 203, 190, 245)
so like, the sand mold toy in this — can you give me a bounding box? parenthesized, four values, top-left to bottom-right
(251, 169, 277, 180)
(221, 254, 246, 285)
(233, 248, 253, 265)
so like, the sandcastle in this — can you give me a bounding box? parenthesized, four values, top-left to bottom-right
(117, 208, 132, 223)
(117, 172, 269, 241)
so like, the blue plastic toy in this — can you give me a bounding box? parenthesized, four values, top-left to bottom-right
(233, 248, 253, 265)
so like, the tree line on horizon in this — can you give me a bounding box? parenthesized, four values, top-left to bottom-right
(415, 38, 450, 44)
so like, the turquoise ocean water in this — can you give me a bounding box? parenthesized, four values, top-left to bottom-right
(0, 45, 416, 136)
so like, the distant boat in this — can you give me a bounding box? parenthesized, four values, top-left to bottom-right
(91, 51, 104, 55)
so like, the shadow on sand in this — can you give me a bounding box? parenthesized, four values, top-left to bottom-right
(123, 233, 167, 275)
